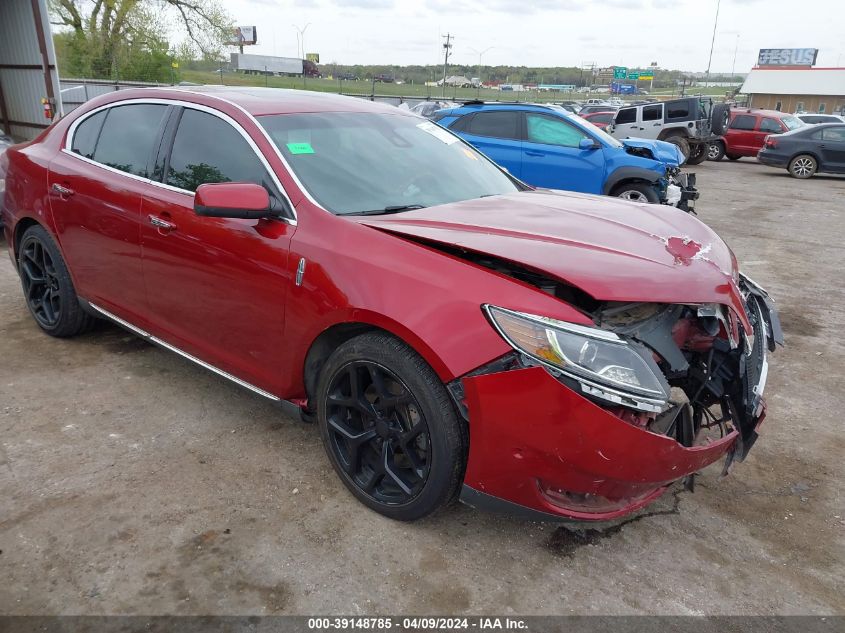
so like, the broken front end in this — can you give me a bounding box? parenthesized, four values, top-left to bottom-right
(455, 274, 782, 521)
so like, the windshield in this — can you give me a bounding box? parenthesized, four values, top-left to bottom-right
(259, 112, 519, 215)
(781, 115, 804, 131)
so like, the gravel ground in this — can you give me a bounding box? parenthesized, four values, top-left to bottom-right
(1, 159, 843, 616)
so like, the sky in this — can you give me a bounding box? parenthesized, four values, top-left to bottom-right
(218, 0, 845, 73)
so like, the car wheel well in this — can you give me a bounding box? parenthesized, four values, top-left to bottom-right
(788, 150, 820, 165)
(657, 129, 687, 141)
(612, 178, 655, 192)
(13, 218, 41, 264)
(303, 322, 384, 407)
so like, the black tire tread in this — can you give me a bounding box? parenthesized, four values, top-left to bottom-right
(316, 331, 466, 521)
(20, 225, 96, 338)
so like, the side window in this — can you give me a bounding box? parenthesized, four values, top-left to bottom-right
(615, 108, 636, 124)
(803, 116, 820, 124)
(165, 108, 269, 193)
(466, 111, 521, 140)
(92, 104, 168, 177)
(730, 115, 756, 131)
(760, 118, 782, 133)
(822, 127, 845, 142)
(448, 113, 474, 133)
(666, 101, 690, 120)
(525, 113, 589, 148)
(642, 104, 663, 122)
(70, 110, 107, 159)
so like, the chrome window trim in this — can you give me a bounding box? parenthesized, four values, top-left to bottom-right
(62, 97, 297, 225)
(88, 302, 281, 402)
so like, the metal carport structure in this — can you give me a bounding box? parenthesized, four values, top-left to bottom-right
(0, 0, 61, 141)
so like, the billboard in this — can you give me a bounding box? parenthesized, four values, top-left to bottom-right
(306, 53, 320, 63)
(229, 26, 257, 46)
(757, 48, 817, 67)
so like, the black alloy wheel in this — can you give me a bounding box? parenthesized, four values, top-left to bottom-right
(21, 233, 63, 329)
(316, 332, 466, 521)
(324, 360, 431, 505)
(18, 225, 95, 337)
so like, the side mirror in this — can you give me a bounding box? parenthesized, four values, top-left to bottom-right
(579, 138, 600, 150)
(194, 182, 275, 220)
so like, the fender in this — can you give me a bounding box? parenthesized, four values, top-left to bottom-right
(602, 166, 662, 195)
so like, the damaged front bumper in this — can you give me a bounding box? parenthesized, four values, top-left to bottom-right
(664, 169, 698, 213)
(457, 274, 782, 522)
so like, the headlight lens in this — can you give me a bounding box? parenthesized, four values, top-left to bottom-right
(485, 305, 670, 408)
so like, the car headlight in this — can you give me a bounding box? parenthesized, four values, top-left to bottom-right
(484, 305, 670, 412)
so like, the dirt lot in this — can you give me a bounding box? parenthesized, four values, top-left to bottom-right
(1, 159, 843, 616)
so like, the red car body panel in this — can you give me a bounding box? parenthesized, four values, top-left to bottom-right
(580, 111, 616, 128)
(463, 366, 741, 520)
(1, 86, 777, 522)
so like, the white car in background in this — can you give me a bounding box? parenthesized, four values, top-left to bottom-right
(795, 113, 845, 125)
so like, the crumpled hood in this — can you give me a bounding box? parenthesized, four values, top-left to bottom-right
(622, 138, 683, 166)
(355, 190, 749, 326)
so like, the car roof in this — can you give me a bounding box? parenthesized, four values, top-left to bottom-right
(73, 85, 406, 117)
(732, 108, 794, 118)
(437, 101, 568, 117)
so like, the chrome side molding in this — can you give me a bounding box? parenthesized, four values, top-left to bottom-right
(88, 302, 280, 402)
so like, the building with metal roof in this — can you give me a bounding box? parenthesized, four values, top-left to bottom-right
(740, 67, 845, 115)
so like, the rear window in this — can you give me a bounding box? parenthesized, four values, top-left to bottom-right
(70, 110, 107, 159)
(781, 115, 803, 131)
(465, 111, 521, 140)
(666, 101, 690, 120)
(730, 115, 756, 131)
(92, 104, 168, 177)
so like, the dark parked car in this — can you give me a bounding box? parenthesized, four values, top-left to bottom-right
(2, 87, 780, 522)
(336, 72, 359, 81)
(758, 122, 845, 178)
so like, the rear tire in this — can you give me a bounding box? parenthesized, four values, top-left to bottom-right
(316, 332, 466, 521)
(18, 225, 96, 337)
(707, 141, 725, 161)
(685, 142, 709, 165)
(612, 182, 661, 204)
(788, 154, 817, 179)
(664, 135, 690, 163)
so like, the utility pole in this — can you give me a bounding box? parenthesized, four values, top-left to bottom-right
(441, 33, 453, 99)
(705, 0, 721, 85)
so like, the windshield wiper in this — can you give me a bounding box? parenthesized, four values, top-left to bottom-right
(345, 204, 426, 216)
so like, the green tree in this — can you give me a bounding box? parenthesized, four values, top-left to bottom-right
(49, 0, 232, 81)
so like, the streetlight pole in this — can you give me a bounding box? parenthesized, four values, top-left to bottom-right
(705, 0, 721, 86)
(731, 33, 740, 83)
(441, 33, 453, 99)
(468, 46, 494, 99)
(292, 23, 311, 88)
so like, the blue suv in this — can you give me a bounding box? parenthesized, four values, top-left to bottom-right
(433, 102, 698, 211)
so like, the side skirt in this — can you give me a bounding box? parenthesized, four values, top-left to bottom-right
(85, 300, 282, 403)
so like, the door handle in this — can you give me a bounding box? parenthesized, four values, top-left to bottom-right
(525, 150, 545, 157)
(148, 215, 176, 232)
(51, 183, 74, 198)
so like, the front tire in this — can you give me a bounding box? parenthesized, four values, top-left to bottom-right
(685, 142, 709, 165)
(707, 141, 725, 161)
(612, 182, 661, 204)
(664, 135, 690, 163)
(316, 332, 466, 521)
(18, 225, 95, 337)
(788, 154, 817, 179)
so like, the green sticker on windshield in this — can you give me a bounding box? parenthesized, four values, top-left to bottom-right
(287, 142, 314, 154)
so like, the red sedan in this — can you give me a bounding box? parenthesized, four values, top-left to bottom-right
(579, 110, 616, 129)
(1, 87, 781, 522)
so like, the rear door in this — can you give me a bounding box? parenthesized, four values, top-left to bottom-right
(139, 105, 296, 394)
(521, 112, 605, 193)
(726, 114, 758, 155)
(818, 126, 845, 172)
(48, 102, 169, 321)
(457, 110, 523, 177)
(757, 117, 785, 152)
(640, 103, 664, 138)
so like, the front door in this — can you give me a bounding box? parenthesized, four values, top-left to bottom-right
(521, 112, 606, 194)
(612, 106, 640, 139)
(818, 126, 845, 172)
(48, 103, 170, 321)
(139, 106, 296, 394)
